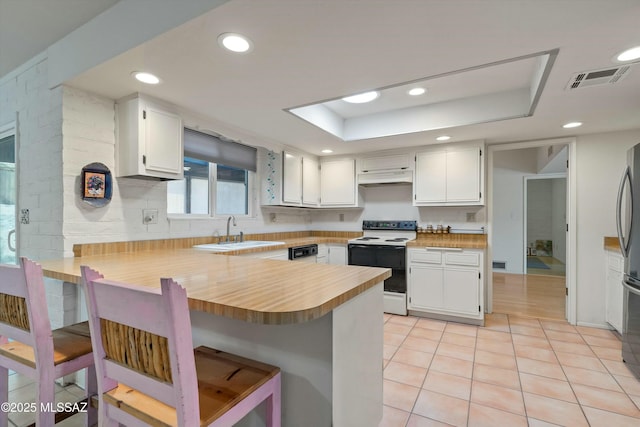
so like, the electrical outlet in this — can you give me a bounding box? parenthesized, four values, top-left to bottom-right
(466, 212, 476, 222)
(143, 209, 158, 225)
(20, 209, 29, 224)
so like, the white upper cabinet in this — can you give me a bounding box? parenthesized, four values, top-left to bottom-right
(320, 158, 359, 207)
(261, 149, 319, 207)
(414, 143, 484, 206)
(117, 94, 183, 180)
(414, 150, 447, 203)
(302, 155, 320, 206)
(283, 151, 303, 204)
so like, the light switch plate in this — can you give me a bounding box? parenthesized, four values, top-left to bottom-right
(143, 209, 158, 225)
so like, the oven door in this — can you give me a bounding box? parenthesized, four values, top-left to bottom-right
(348, 244, 406, 293)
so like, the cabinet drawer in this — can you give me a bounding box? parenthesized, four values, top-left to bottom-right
(410, 250, 442, 264)
(444, 252, 480, 267)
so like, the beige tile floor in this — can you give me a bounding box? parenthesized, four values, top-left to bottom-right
(6, 372, 89, 427)
(7, 312, 640, 427)
(380, 313, 640, 427)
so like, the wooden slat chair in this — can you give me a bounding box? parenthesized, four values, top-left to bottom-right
(0, 257, 97, 427)
(80, 266, 281, 427)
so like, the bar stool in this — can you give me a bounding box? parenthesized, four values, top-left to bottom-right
(0, 257, 97, 426)
(81, 265, 281, 427)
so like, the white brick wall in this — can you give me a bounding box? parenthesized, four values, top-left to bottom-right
(0, 57, 65, 261)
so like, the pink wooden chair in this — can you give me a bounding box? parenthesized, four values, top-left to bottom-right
(0, 257, 97, 427)
(80, 265, 281, 427)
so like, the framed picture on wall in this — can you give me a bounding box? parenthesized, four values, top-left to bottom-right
(81, 162, 112, 207)
(83, 171, 106, 198)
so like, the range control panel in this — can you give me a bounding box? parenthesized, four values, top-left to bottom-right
(362, 220, 417, 231)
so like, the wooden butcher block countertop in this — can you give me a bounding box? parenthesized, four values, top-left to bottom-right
(38, 248, 390, 325)
(604, 236, 621, 253)
(408, 233, 488, 249)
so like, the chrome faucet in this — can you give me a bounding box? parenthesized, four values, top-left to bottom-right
(225, 216, 236, 242)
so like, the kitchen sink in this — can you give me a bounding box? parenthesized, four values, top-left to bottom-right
(192, 241, 285, 252)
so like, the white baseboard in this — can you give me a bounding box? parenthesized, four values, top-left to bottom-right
(576, 321, 612, 330)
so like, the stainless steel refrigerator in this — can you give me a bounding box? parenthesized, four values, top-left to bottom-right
(616, 142, 640, 379)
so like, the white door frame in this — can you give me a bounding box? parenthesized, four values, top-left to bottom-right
(487, 137, 577, 324)
(523, 172, 567, 272)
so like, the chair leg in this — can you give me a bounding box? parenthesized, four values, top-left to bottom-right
(266, 373, 282, 427)
(0, 367, 8, 427)
(85, 365, 98, 426)
(36, 378, 56, 427)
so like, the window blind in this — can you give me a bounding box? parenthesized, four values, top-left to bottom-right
(184, 128, 257, 172)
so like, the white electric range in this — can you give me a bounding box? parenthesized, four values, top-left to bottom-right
(347, 220, 417, 315)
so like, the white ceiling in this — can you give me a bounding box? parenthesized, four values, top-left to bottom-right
(4, 0, 640, 156)
(0, 0, 119, 77)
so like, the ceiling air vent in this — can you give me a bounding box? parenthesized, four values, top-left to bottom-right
(566, 65, 632, 90)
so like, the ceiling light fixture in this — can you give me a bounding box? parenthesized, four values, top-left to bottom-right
(132, 71, 160, 85)
(616, 46, 640, 62)
(436, 135, 451, 141)
(321, 149, 333, 154)
(408, 87, 426, 96)
(342, 91, 379, 104)
(562, 122, 582, 129)
(218, 32, 253, 53)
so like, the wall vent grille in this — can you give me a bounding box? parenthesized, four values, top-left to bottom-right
(493, 261, 507, 269)
(566, 65, 632, 90)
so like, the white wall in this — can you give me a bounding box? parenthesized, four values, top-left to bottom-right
(310, 184, 486, 232)
(0, 57, 65, 261)
(575, 129, 640, 327)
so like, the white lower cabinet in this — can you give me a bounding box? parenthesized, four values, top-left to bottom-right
(317, 244, 347, 265)
(328, 244, 347, 265)
(408, 247, 484, 324)
(605, 250, 624, 333)
(317, 244, 328, 264)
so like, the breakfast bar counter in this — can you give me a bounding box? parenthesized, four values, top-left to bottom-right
(38, 248, 390, 427)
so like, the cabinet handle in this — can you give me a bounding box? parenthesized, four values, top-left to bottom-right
(424, 247, 463, 252)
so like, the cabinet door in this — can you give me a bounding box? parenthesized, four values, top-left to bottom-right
(606, 253, 624, 333)
(144, 107, 183, 176)
(415, 151, 446, 203)
(320, 159, 356, 206)
(408, 265, 443, 310)
(446, 147, 480, 203)
(283, 151, 302, 204)
(302, 155, 319, 206)
(443, 268, 480, 315)
(328, 245, 347, 265)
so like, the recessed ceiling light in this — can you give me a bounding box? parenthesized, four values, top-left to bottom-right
(342, 91, 379, 104)
(321, 149, 333, 154)
(218, 33, 253, 53)
(132, 71, 160, 84)
(408, 87, 426, 96)
(562, 122, 582, 129)
(436, 135, 451, 141)
(616, 46, 640, 62)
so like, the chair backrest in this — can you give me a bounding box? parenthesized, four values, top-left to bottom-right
(0, 258, 54, 368)
(80, 266, 200, 426)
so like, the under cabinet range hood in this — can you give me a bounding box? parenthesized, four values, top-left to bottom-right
(357, 169, 413, 186)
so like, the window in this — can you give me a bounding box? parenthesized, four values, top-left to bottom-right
(167, 128, 256, 217)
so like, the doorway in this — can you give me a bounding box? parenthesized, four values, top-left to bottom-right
(0, 122, 17, 265)
(524, 174, 567, 277)
(488, 139, 576, 322)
